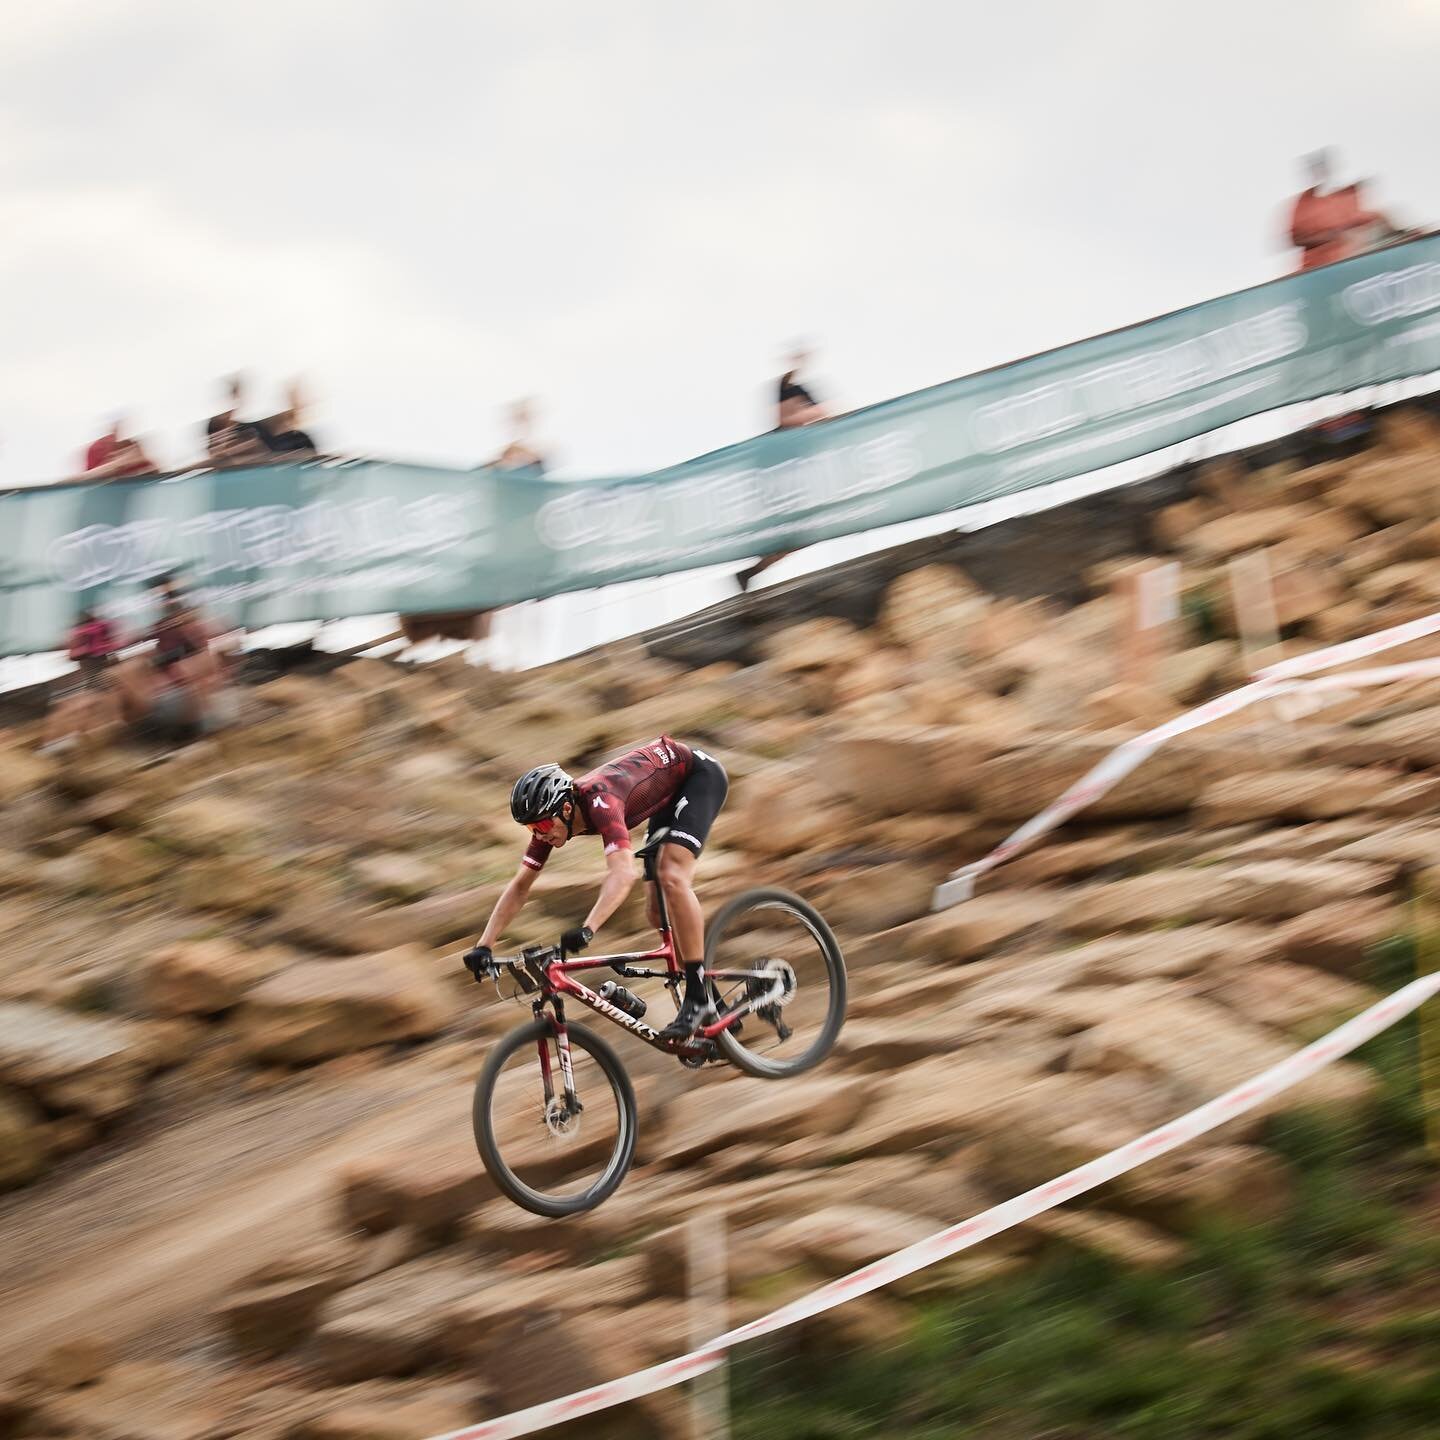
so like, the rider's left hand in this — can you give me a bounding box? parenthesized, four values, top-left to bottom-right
(560, 924, 594, 955)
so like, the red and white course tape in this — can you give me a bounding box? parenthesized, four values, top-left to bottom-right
(1257, 607, 1440, 683)
(931, 611, 1440, 910)
(428, 972, 1440, 1440)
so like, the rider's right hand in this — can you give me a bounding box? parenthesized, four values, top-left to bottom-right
(462, 943, 497, 983)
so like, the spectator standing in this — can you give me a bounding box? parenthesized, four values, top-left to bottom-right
(738, 347, 832, 590)
(777, 346, 830, 430)
(491, 398, 547, 473)
(82, 417, 159, 479)
(397, 399, 546, 652)
(137, 570, 228, 732)
(256, 379, 320, 458)
(205, 374, 270, 465)
(1288, 150, 1395, 272)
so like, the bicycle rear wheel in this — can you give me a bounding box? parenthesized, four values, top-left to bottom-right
(706, 887, 846, 1079)
(473, 1018, 637, 1217)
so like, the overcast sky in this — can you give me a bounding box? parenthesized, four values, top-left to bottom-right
(3, 0, 1437, 488)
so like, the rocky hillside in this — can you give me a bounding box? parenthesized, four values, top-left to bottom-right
(1, 405, 1440, 1437)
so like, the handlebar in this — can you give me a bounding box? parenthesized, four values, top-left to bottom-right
(483, 943, 561, 995)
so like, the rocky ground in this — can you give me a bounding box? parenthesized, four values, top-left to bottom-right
(1, 406, 1440, 1438)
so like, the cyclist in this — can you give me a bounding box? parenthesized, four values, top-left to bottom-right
(464, 736, 729, 1042)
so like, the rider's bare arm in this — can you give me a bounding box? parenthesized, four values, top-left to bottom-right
(478, 862, 540, 948)
(582, 848, 636, 935)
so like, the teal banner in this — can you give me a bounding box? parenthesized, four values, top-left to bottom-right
(3, 235, 1439, 655)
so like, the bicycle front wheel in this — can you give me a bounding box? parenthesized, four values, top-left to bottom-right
(707, 887, 847, 1079)
(473, 1019, 637, 1218)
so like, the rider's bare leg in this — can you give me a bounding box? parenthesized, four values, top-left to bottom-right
(655, 844, 703, 966)
(655, 845, 710, 1032)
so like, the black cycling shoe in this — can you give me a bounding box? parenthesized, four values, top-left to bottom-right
(658, 993, 718, 1044)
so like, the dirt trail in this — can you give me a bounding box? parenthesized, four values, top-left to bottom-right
(0, 1054, 474, 1372)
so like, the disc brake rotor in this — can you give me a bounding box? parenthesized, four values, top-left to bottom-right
(544, 1095, 580, 1138)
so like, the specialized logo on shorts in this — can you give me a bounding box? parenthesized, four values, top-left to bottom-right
(675, 796, 689, 817)
(671, 830, 701, 847)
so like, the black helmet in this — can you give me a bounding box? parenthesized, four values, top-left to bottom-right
(510, 763, 575, 825)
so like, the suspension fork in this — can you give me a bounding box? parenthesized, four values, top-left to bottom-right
(539, 996, 580, 1112)
(533, 998, 556, 1107)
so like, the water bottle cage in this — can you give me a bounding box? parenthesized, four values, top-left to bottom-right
(598, 981, 647, 1020)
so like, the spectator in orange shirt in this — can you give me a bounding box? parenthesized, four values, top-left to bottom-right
(1289, 150, 1391, 272)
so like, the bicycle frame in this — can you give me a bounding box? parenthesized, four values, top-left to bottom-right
(507, 929, 756, 1053)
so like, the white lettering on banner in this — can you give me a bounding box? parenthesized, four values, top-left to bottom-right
(533, 428, 924, 555)
(998, 376, 1278, 482)
(45, 494, 476, 592)
(236, 506, 295, 567)
(972, 305, 1308, 454)
(1342, 262, 1440, 326)
(101, 561, 448, 618)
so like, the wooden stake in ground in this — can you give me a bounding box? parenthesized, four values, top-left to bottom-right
(688, 1210, 730, 1440)
(1228, 548, 1320, 728)
(1115, 559, 1180, 687)
(1229, 550, 1282, 677)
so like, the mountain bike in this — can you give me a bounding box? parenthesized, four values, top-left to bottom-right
(469, 829, 846, 1217)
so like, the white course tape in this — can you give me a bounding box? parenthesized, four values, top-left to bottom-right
(1258, 607, 1440, 683)
(1278, 655, 1440, 693)
(428, 973, 1440, 1440)
(932, 674, 1281, 909)
(932, 640, 1440, 911)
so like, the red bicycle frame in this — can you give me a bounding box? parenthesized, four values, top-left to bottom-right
(510, 924, 749, 1055)
(499, 829, 780, 1091)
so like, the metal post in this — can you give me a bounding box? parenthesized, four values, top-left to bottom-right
(688, 1209, 730, 1440)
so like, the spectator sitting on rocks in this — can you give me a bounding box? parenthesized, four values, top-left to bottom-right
(491, 398, 546, 473)
(147, 571, 225, 716)
(106, 653, 206, 746)
(205, 373, 271, 465)
(256, 379, 320, 458)
(777, 346, 830, 430)
(41, 608, 123, 753)
(82, 416, 159, 480)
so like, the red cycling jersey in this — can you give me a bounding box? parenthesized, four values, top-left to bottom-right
(522, 736, 694, 871)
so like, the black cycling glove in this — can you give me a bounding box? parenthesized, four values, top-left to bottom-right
(560, 924, 594, 955)
(462, 943, 495, 982)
